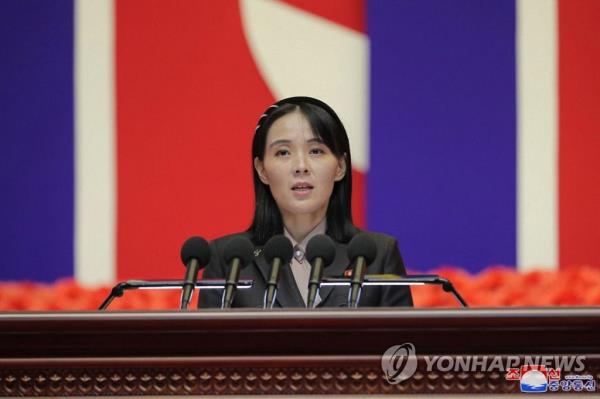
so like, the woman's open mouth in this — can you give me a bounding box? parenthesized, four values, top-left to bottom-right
(292, 182, 314, 194)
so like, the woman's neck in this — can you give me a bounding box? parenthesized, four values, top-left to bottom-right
(282, 212, 326, 244)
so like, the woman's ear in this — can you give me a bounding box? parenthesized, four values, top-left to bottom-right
(334, 154, 347, 182)
(254, 157, 269, 185)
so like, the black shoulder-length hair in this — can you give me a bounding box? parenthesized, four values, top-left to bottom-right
(248, 96, 358, 245)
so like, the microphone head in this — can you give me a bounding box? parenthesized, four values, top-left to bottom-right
(223, 236, 255, 267)
(264, 235, 293, 264)
(306, 234, 336, 266)
(180, 236, 211, 266)
(347, 233, 377, 265)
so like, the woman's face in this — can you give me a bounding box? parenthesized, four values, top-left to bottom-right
(254, 110, 346, 223)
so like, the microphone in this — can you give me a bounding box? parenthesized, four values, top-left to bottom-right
(221, 236, 254, 309)
(179, 236, 211, 309)
(263, 235, 293, 309)
(347, 234, 377, 308)
(305, 234, 336, 308)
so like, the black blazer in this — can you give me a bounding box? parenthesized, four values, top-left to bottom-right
(198, 230, 413, 308)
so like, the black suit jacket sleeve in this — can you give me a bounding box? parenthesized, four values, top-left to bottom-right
(198, 240, 226, 308)
(377, 237, 413, 307)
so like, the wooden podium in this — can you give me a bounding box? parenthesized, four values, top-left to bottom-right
(1, 308, 599, 396)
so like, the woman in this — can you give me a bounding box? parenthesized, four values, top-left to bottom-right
(199, 96, 413, 308)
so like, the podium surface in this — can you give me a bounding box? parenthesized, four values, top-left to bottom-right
(1, 308, 599, 396)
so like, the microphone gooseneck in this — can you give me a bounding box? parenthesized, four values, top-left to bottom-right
(179, 236, 211, 309)
(262, 235, 293, 309)
(347, 234, 377, 308)
(221, 236, 254, 309)
(305, 234, 336, 308)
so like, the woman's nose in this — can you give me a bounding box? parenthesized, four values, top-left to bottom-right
(293, 154, 309, 175)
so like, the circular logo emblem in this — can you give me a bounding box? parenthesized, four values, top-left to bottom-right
(381, 343, 417, 384)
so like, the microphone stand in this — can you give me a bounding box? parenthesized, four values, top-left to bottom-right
(98, 279, 253, 310)
(320, 274, 468, 307)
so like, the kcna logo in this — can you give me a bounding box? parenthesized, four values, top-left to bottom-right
(381, 343, 418, 384)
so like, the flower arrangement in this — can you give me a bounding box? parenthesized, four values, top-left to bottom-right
(1, 265, 599, 310)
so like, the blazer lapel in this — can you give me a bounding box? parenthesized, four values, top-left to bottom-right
(317, 240, 350, 306)
(254, 249, 305, 308)
(275, 262, 306, 307)
(253, 247, 270, 283)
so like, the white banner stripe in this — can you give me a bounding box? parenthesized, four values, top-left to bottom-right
(240, 0, 369, 172)
(75, 0, 116, 285)
(516, 0, 558, 271)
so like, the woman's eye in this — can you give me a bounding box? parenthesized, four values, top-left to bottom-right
(309, 148, 325, 155)
(275, 149, 290, 157)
